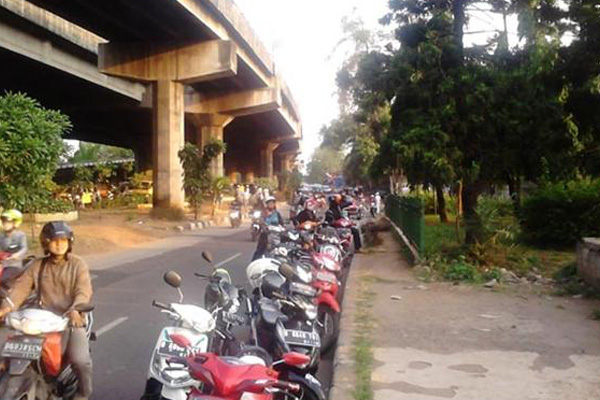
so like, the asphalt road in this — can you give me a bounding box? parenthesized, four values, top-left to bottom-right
(89, 225, 336, 400)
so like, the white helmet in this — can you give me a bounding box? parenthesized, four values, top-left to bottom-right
(265, 196, 277, 204)
(246, 258, 281, 289)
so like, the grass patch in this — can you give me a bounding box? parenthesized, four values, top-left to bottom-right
(352, 275, 376, 400)
(422, 213, 575, 283)
(591, 309, 600, 321)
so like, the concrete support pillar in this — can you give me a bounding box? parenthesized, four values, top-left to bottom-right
(260, 142, 279, 178)
(153, 80, 185, 209)
(194, 114, 233, 178)
(280, 154, 294, 174)
(245, 172, 255, 184)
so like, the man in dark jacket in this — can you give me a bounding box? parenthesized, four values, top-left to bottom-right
(326, 194, 362, 251)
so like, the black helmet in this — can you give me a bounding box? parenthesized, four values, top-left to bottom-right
(40, 221, 74, 254)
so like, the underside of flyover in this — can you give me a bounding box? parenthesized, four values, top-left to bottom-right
(0, 0, 301, 209)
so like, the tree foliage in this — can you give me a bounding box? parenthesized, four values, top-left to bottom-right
(69, 141, 133, 164)
(178, 140, 226, 219)
(0, 92, 71, 211)
(306, 147, 344, 184)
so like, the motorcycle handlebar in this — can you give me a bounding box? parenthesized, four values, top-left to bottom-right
(152, 300, 172, 311)
(273, 381, 301, 393)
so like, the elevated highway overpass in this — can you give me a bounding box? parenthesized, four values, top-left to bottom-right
(0, 0, 301, 209)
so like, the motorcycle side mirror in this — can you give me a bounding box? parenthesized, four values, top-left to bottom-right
(281, 352, 311, 367)
(278, 263, 295, 280)
(164, 271, 182, 288)
(202, 251, 213, 263)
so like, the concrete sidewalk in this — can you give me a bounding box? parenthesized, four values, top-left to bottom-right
(330, 232, 600, 400)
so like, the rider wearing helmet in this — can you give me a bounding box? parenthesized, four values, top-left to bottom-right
(0, 221, 93, 400)
(292, 198, 319, 227)
(0, 209, 28, 277)
(252, 196, 284, 260)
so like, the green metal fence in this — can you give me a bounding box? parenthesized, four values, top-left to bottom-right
(385, 195, 424, 254)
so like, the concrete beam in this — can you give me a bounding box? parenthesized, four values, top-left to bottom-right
(277, 104, 302, 139)
(175, 0, 274, 87)
(99, 40, 237, 84)
(185, 87, 281, 117)
(0, 18, 145, 101)
(0, 0, 102, 54)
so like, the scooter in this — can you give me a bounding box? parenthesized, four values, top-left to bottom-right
(229, 204, 242, 229)
(249, 209, 262, 242)
(141, 269, 216, 400)
(166, 336, 325, 400)
(247, 261, 321, 374)
(0, 290, 95, 400)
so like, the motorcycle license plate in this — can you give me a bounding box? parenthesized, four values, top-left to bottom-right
(157, 339, 190, 359)
(2, 336, 43, 360)
(284, 329, 320, 347)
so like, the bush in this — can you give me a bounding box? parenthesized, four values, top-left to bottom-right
(443, 257, 478, 282)
(520, 179, 600, 247)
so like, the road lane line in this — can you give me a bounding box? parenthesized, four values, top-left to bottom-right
(96, 317, 128, 338)
(213, 253, 242, 269)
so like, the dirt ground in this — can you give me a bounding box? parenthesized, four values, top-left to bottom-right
(23, 203, 234, 256)
(335, 232, 600, 400)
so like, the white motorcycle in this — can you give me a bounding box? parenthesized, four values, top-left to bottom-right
(0, 292, 94, 400)
(141, 268, 215, 400)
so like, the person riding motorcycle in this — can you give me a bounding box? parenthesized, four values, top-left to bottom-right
(0, 209, 28, 282)
(293, 198, 319, 227)
(325, 194, 362, 252)
(251, 196, 284, 260)
(0, 221, 93, 400)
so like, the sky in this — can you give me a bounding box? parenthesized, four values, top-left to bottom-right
(234, 0, 390, 162)
(234, 0, 522, 163)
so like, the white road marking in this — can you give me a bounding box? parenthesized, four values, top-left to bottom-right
(213, 253, 242, 269)
(96, 317, 128, 338)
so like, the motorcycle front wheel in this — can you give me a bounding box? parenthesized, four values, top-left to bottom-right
(317, 306, 339, 354)
(140, 378, 169, 400)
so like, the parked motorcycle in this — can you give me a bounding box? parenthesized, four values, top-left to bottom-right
(141, 270, 216, 400)
(246, 260, 321, 373)
(198, 252, 250, 357)
(0, 290, 95, 400)
(166, 337, 325, 400)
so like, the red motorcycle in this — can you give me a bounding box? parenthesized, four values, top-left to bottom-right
(168, 333, 325, 400)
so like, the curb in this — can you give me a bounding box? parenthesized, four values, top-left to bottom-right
(328, 253, 361, 400)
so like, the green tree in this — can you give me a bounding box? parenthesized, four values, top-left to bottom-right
(178, 140, 226, 220)
(373, 0, 582, 242)
(210, 176, 230, 216)
(69, 142, 133, 164)
(0, 92, 71, 210)
(306, 147, 344, 184)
